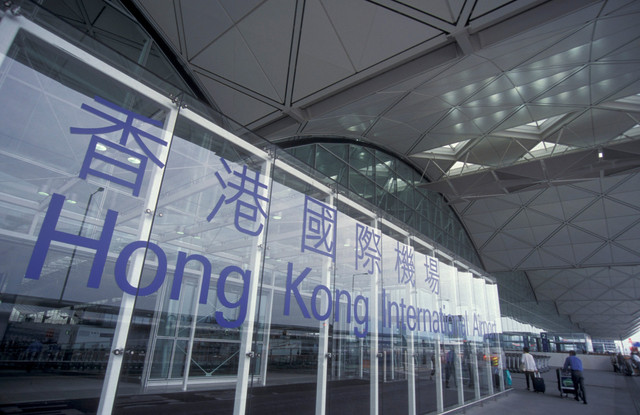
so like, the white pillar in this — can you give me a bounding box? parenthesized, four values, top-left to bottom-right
(97, 103, 179, 415)
(233, 159, 272, 415)
(315, 193, 335, 415)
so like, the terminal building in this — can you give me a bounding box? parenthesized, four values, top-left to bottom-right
(0, 1, 639, 414)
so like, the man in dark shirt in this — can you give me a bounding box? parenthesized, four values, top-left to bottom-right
(445, 348, 456, 388)
(563, 350, 586, 404)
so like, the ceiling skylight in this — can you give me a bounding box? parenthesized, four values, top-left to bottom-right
(414, 139, 471, 158)
(446, 161, 484, 176)
(521, 141, 574, 161)
(526, 118, 547, 128)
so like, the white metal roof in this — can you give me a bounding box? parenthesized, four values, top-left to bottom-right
(131, 0, 640, 339)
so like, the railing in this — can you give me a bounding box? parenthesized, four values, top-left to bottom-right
(505, 352, 550, 373)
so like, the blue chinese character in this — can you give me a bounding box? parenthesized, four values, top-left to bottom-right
(206, 158, 269, 236)
(394, 242, 415, 286)
(301, 196, 336, 260)
(70, 96, 166, 196)
(355, 223, 381, 274)
(425, 256, 440, 294)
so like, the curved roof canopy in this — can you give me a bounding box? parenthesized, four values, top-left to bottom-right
(128, 0, 640, 339)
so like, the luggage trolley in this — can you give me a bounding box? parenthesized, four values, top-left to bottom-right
(556, 368, 575, 398)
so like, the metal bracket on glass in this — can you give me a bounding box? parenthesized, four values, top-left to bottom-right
(267, 145, 277, 160)
(2, 1, 21, 15)
(376, 352, 384, 358)
(168, 94, 181, 107)
(325, 353, 332, 359)
(246, 351, 256, 358)
(112, 348, 124, 356)
(144, 208, 163, 217)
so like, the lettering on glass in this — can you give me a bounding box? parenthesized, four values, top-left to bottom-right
(355, 223, 381, 274)
(206, 158, 269, 236)
(394, 241, 415, 286)
(425, 256, 440, 294)
(301, 196, 336, 261)
(25, 196, 498, 336)
(70, 95, 166, 196)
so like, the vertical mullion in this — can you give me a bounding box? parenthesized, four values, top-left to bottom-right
(232, 157, 272, 415)
(315, 192, 335, 415)
(370, 216, 380, 415)
(435, 338, 443, 413)
(183, 280, 202, 391)
(96, 102, 179, 415)
(406, 236, 416, 415)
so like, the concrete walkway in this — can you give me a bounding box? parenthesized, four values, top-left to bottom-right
(459, 367, 640, 415)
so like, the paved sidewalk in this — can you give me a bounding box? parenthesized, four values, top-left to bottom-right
(460, 367, 640, 415)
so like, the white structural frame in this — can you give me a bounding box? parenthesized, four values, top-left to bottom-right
(0, 8, 504, 415)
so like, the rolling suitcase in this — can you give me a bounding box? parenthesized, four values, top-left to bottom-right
(532, 372, 545, 393)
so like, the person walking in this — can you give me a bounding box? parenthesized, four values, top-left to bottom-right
(563, 350, 587, 404)
(445, 347, 456, 388)
(520, 347, 537, 390)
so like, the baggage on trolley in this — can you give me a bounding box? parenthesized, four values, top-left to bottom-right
(556, 368, 575, 398)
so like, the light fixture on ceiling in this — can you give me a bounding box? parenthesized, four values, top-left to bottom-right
(37, 183, 51, 197)
(95, 143, 108, 152)
(127, 156, 141, 165)
(272, 211, 282, 220)
(65, 193, 78, 204)
(598, 148, 603, 159)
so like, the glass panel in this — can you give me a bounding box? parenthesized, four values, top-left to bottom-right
(379, 233, 410, 415)
(374, 156, 395, 191)
(325, 210, 376, 414)
(396, 177, 413, 206)
(286, 142, 484, 269)
(413, 250, 439, 414)
(124, 114, 266, 413)
(316, 146, 349, 188)
(472, 278, 491, 397)
(246, 167, 331, 415)
(349, 171, 376, 205)
(349, 146, 374, 177)
(456, 271, 477, 402)
(321, 143, 348, 160)
(0, 29, 172, 411)
(288, 145, 315, 167)
(30, 0, 193, 95)
(438, 262, 463, 410)
(486, 284, 505, 392)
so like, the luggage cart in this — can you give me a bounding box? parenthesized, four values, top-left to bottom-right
(556, 368, 575, 398)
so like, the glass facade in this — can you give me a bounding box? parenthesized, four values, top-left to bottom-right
(0, 4, 504, 415)
(286, 143, 481, 268)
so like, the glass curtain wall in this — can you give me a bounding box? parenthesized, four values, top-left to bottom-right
(0, 5, 504, 415)
(0, 9, 182, 412)
(472, 277, 492, 398)
(457, 270, 479, 403)
(438, 261, 463, 410)
(412, 242, 439, 415)
(378, 225, 410, 415)
(286, 143, 481, 268)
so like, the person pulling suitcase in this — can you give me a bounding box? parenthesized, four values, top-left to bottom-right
(520, 347, 538, 391)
